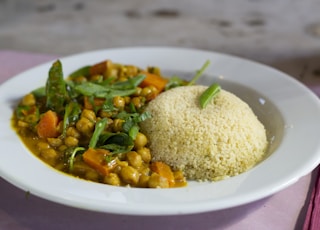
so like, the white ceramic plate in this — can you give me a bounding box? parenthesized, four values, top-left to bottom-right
(1, 47, 320, 216)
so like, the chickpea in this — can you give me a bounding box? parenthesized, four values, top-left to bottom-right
(124, 96, 131, 105)
(126, 151, 142, 168)
(47, 138, 63, 148)
(81, 109, 96, 122)
(73, 76, 87, 83)
(116, 160, 129, 168)
(58, 144, 68, 152)
(126, 65, 138, 76)
(148, 173, 169, 188)
(139, 166, 151, 176)
(120, 166, 140, 186)
(147, 66, 161, 75)
(140, 87, 153, 98)
(40, 148, 58, 166)
(173, 171, 187, 186)
(113, 165, 122, 174)
(133, 87, 142, 96)
(37, 141, 50, 151)
(104, 173, 121, 186)
(131, 97, 142, 109)
(113, 96, 125, 110)
(64, 136, 79, 147)
(112, 118, 124, 132)
(85, 170, 99, 182)
(99, 110, 114, 118)
(138, 174, 150, 188)
(66, 127, 81, 138)
(137, 147, 151, 163)
(145, 85, 159, 101)
(17, 120, 28, 128)
(90, 74, 103, 82)
(76, 117, 95, 135)
(21, 93, 36, 106)
(105, 68, 118, 79)
(118, 76, 128, 82)
(25, 114, 38, 124)
(134, 132, 148, 149)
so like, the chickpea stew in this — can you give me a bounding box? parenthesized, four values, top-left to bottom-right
(12, 59, 192, 188)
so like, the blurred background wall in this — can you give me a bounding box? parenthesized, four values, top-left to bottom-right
(0, 0, 320, 80)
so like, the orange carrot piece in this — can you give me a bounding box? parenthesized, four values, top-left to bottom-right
(89, 60, 110, 76)
(139, 71, 168, 92)
(150, 161, 175, 187)
(37, 110, 60, 138)
(82, 148, 115, 176)
(83, 96, 105, 110)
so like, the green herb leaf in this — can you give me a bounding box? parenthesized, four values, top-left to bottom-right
(74, 82, 137, 98)
(111, 74, 146, 90)
(68, 147, 85, 171)
(99, 132, 133, 150)
(199, 83, 221, 109)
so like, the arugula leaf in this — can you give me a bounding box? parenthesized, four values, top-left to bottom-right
(68, 147, 85, 171)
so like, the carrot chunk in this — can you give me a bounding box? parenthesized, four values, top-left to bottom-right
(37, 110, 60, 138)
(82, 148, 116, 176)
(89, 60, 110, 76)
(150, 161, 175, 187)
(139, 71, 168, 92)
(83, 96, 105, 110)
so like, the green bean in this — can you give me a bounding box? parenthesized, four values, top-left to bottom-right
(89, 118, 108, 148)
(199, 83, 221, 109)
(188, 60, 211, 86)
(46, 60, 68, 114)
(62, 102, 81, 137)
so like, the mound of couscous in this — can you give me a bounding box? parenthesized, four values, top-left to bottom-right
(140, 85, 268, 181)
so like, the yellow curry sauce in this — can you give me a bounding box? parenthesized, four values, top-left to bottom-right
(12, 59, 187, 188)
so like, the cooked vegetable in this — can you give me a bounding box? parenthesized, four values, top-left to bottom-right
(150, 161, 175, 187)
(36, 110, 60, 138)
(82, 148, 116, 176)
(45, 60, 68, 114)
(139, 71, 168, 92)
(188, 60, 211, 86)
(199, 83, 221, 109)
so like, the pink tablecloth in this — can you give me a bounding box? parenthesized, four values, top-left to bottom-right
(0, 50, 317, 230)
